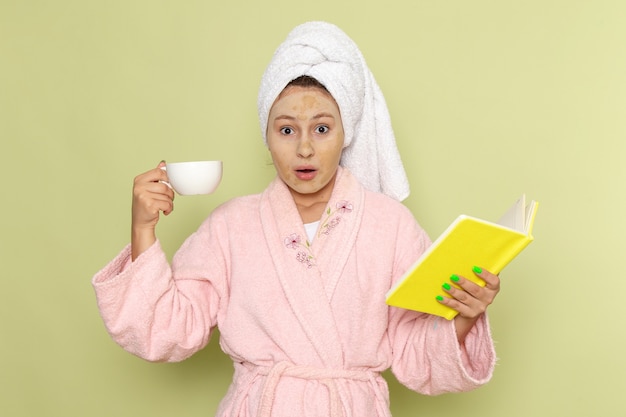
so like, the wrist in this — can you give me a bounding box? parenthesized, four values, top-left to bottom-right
(453, 314, 480, 345)
(131, 225, 157, 261)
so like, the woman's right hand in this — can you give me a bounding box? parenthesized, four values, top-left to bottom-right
(131, 161, 175, 260)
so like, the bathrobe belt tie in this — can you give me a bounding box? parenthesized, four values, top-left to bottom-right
(246, 361, 386, 417)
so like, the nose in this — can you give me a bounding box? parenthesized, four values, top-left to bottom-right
(297, 135, 314, 158)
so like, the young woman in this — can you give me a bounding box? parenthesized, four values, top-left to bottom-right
(93, 22, 500, 417)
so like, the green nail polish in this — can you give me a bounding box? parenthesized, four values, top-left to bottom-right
(450, 274, 460, 282)
(473, 266, 483, 274)
(442, 282, 451, 291)
(436, 295, 444, 302)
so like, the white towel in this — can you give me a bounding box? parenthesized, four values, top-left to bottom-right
(257, 21, 410, 201)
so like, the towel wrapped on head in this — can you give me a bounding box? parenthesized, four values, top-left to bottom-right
(258, 21, 410, 201)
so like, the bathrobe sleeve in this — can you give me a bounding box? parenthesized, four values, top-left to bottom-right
(386, 208, 496, 395)
(92, 214, 228, 363)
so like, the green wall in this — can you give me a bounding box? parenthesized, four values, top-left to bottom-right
(2, 1, 624, 416)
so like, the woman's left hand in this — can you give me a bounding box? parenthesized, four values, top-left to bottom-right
(439, 267, 500, 319)
(436, 267, 500, 344)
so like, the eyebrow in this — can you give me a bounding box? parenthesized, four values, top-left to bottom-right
(273, 112, 335, 122)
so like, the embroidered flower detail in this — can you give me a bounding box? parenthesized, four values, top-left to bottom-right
(284, 233, 301, 249)
(318, 200, 353, 237)
(296, 251, 314, 268)
(336, 200, 353, 214)
(284, 233, 315, 268)
(321, 216, 341, 236)
(284, 200, 353, 269)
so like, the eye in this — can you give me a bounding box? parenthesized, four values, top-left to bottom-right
(280, 126, 295, 135)
(315, 125, 329, 134)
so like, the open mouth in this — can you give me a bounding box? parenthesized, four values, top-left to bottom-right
(294, 167, 318, 180)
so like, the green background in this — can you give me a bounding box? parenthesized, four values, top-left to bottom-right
(2, 0, 624, 416)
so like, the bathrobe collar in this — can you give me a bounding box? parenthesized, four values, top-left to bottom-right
(259, 167, 365, 367)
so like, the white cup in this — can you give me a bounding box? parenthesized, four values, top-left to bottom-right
(162, 161, 222, 195)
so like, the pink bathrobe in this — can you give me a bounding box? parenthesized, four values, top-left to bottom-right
(92, 167, 495, 417)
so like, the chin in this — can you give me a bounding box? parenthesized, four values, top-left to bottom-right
(290, 181, 325, 195)
(292, 186, 321, 196)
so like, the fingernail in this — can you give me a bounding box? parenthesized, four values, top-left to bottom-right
(442, 282, 451, 291)
(450, 274, 460, 282)
(473, 266, 483, 274)
(436, 295, 444, 302)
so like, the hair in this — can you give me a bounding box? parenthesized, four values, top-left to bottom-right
(285, 75, 329, 93)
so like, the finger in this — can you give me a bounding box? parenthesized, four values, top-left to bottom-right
(443, 280, 480, 307)
(451, 274, 498, 308)
(151, 180, 175, 200)
(473, 266, 501, 291)
(136, 178, 175, 200)
(134, 165, 170, 187)
(149, 196, 174, 215)
(449, 273, 483, 297)
(436, 290, 484, 318)
(134, 183, 174, 211)
(438, 284, 487, 318)
(133, 191, 174, 219)
(143, 186, 175, 210)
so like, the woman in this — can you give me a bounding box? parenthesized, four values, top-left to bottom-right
(93, 22, 499, 417)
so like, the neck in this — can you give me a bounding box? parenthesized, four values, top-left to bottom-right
(290, 176, 337, 223)
(296, 201, 328, 223)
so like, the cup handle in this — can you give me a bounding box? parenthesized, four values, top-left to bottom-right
(159, 166, 173, 190)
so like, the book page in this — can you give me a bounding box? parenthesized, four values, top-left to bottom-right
(524, 200, 538, 234)
(497, 195, 525, 232)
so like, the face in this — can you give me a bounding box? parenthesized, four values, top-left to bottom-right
(267, 86, 344, 205)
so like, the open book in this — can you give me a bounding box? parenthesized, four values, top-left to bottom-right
(386, 195, 539, 320)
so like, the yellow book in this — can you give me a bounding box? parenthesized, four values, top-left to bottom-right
(386, 195, 539, 320)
